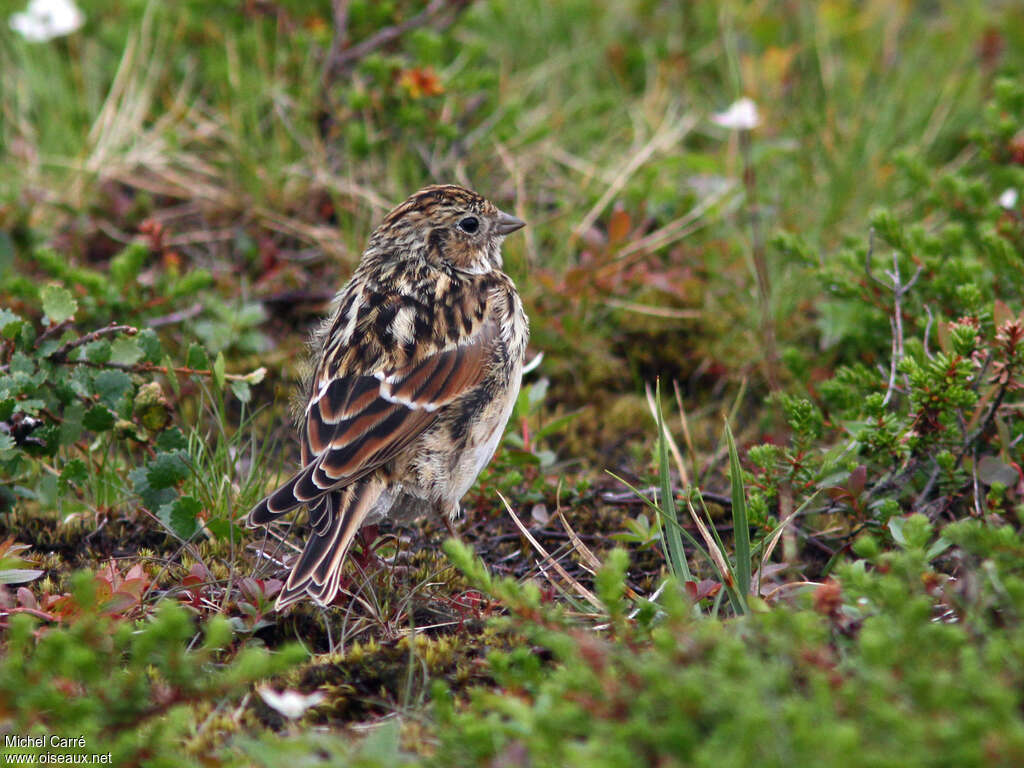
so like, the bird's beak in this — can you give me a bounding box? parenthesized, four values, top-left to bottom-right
(495, 210, 526, 235)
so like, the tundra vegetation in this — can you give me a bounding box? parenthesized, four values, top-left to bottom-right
(2, 1, 1024, 765)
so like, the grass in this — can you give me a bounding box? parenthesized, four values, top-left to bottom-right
(2, 0, 1024, 764)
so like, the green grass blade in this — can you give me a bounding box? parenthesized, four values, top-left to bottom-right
(725, 422, 751, 600)
(606, 471, 714, 568)
(693, 490, 746, 615)
(655, 380, 691, 582)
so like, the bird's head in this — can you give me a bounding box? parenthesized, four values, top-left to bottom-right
(367, 184, 525, 274)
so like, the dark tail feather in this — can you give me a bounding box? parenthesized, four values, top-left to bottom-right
(275, 477, 384, 611)
(247, 467, 308, 526)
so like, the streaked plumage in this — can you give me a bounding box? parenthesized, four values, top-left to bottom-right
(248, 185, 528, 611)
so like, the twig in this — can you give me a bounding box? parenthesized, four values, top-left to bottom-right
(48, 323, 137, 364)
(971, 445, 984, 517)
(498, 491, 603, 611)
(323, 0, 470, 81)
(55, 357, 266, 383)
(601, 487, 733, 509)
(914, 461, 943, 512)
(35, 319, 73, 347)
(865, 232, 923, 406)
(883, 315, 901, 407)
(321, 0, 352, 88)
(0, 607, 59, 622)
(147, 303, 202, 329)
(923, 304, 934, 359)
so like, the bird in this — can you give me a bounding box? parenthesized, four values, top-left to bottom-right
(248, 184, 529, 611)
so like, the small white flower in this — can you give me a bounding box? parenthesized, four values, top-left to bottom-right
(9, 0, 84, 43)
(712, 97, 761, 130)
(258, 687, 326, 719)
(998, 188, 1018, 210)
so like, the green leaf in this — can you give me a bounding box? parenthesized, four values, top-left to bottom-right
(9, 351, 34, 376)
(136, 328, 163, 363)
(230, 379, 251, 403)
(213, 352, 226, 390)
(595, 548, 629, 617)
(93, 370, 133, 409)
(169, 268, 213, 298)
(13, 399, 44, 416)
(59, 458, 89, 491)
(236, 302, 267, 327)
(109, 336, 144, 366)
(185, 343, 209, 372)
(109, 242, 148, 288)
(82, 405, 116, 432)
(889, 514, 933, 550)
(84, 340, 112, 364)
(0, 309, 25, 339)
(155, 427, 187, 452)
(163, 354, 181, 397)
(725, 422, 751, 610)
(130, 465, 176, 511)
(146, 451, 190, 489)
(158, 495, 201, 540)
(41, 284, 78, 325)
(0, 569, 44, 585)
(654, 380, 690, 582)
(205, 518, 244, 541)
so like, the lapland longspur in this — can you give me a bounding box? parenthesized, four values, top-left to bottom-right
(248, 185, 528, 611)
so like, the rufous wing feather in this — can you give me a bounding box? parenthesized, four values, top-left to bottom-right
(248, 321, 500, 607)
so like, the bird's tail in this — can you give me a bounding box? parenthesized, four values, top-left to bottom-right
(272, 476, 385, 611)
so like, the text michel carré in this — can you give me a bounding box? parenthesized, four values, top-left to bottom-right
(5, 734, 88, 748)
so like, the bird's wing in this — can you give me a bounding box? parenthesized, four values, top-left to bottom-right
(248, 320, 497, 524)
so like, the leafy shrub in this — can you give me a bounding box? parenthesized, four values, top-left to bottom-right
(746, 78, 1024, 545)
(433, 524, 1024, 767)
(0, 241, 266, 540)
(0, 571, 305, 766)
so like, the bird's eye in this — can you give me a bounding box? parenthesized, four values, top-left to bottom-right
(458, 216, 479, 234)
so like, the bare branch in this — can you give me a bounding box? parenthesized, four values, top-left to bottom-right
(872, 245, 923, 407)
(49, 323, 137, 364)
(320, 0, 352, 89)
(323, 0, 471, 83)
(35, 319, 74, 348)
(923, 304, 934, 359)
(147, 303, 203, 329)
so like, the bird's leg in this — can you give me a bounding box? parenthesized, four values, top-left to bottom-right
(353, 523, 381, 568)
(443, 503, 464, 540)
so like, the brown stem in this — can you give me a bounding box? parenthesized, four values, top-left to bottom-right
(740, 128, 779, 391)
(48, 323, 137, 364)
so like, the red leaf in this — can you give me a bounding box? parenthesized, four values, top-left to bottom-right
(848, 465, 867, 496)
(608, 208, 631, 245)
